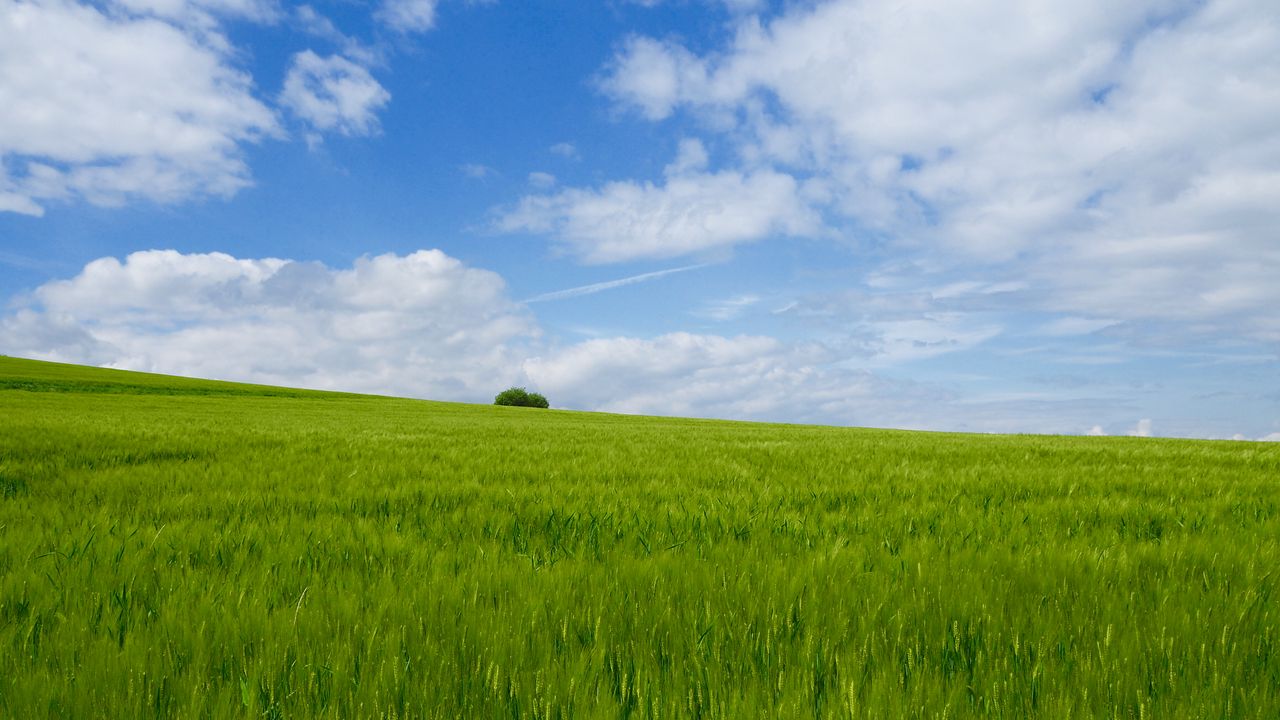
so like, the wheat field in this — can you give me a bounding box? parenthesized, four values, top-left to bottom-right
(1, 356, 1277, 718)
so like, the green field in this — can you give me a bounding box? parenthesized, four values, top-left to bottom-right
(1, 356, 1277, 718)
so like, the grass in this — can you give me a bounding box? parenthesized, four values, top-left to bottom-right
(1, 355, 1277, 718)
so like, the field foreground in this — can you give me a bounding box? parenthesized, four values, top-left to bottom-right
(1, 356, 1278, 718)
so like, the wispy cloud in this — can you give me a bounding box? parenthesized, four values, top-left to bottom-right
(0, 250, 70, 271)
(549, 142, 579, 159)
(524, 264, 707, 303)
(460, 163, 497, 180)
(695, 294, 760, 321)
(528, 172, 556, 189)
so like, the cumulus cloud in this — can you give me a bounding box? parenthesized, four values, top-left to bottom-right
(0, 0, 279, 215)
(292, 5, 378, 66)
(549, 142, 579, 159)
(0, 0, 411, 214)
(2, 248, 1213, 435)
(527, 172, 556, 189)
(376, 0, 436, 32)
(591, 0, 1280, 344)
(114, 0, 280, 26)
(2, 250, 955, 427)
(1127, 418, 1154, 438)
(280, 51, 390, 141)
(523, 332, 947, 426)
(0, 249, 537, 400)
(521, 332, 1117, 433)
(600, 36, 709, 121)
(496, 160, 823, 263)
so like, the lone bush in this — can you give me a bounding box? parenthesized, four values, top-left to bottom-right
(494, 387, 550, 408)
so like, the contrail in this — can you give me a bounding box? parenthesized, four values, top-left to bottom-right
(523, 263, 708, 303)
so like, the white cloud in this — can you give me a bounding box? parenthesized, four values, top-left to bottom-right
(864, 315, 1003, 365)
(595, 0, 1280, 344)
(601, 36, 709, 121)
(3, 248, 1218, 435)
(665, 137, 709, 175)
(0, 0, 279, 215)
(549, 142, 579, 159)
(1261, 432, 1280, 442)
(114, 0, 280, 26)
(375, 0, 498, 35)
(292, 5, 378, 66)
(628, 0, 761, 11)
(280, 51, 390, 141)
(527, 171, 556, 189)
(523, 332, 946, 426)
(777, 288, 1006, 364)
(0, 249, 537, 400)
(1087, 425, 1107, 436)
(696, 294, 759, 321)
(461, 163, 497, 179)
(497, 162, 823, 263)
(376, 0, 436, 32)
(1128, 418, 1154, 437)
(3, 250, 952, 427)
(1038, 316, 1120, 337)
(294, 4, 338, 36)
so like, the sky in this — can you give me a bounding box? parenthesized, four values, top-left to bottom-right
(1, 0, 1278, 440)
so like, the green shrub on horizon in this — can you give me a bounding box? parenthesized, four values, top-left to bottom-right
(494, 386, 550, 408)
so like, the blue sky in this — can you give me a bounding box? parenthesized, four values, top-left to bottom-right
(2, 0, 1278, 439)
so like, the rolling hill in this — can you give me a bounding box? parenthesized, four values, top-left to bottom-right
(2, 356, 1277, 718)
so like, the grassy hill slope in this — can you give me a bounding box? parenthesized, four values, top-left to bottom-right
(1, 356, 1277, 718)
